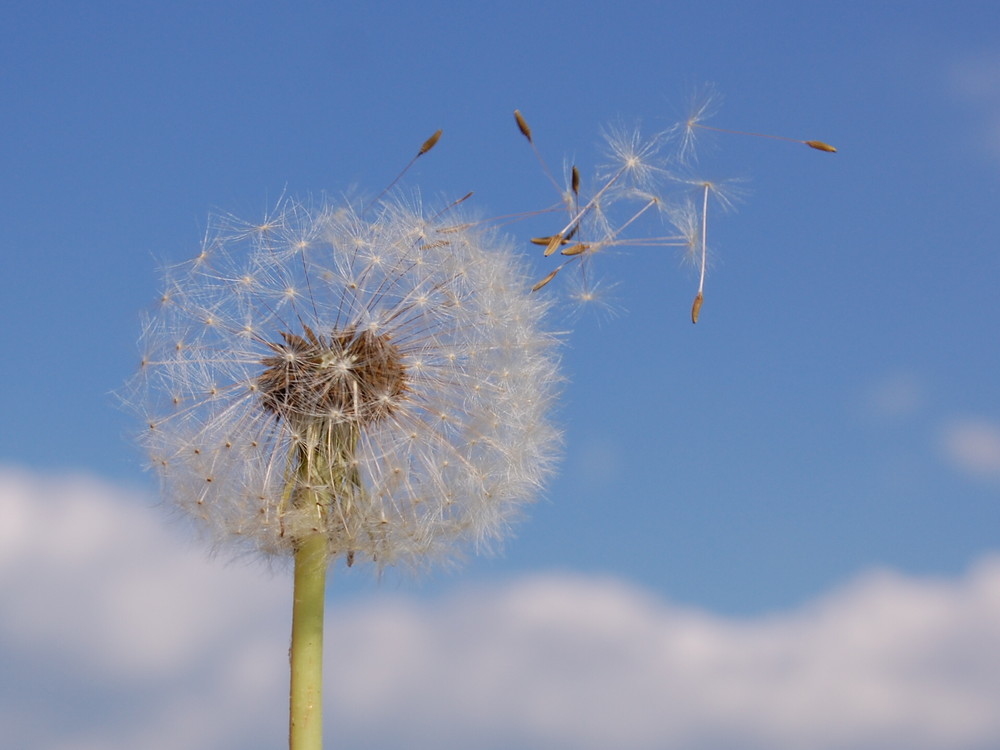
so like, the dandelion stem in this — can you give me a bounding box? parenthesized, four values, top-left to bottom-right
(289, 532, 329, 750)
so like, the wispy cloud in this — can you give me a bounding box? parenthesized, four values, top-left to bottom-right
(941, 418, 1000, 479)
(862, 370, 926, 422)
(4, 467, 1000, 750)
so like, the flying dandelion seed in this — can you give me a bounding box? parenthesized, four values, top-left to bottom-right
(518, 91, 834, 321)
(130, 197, 562, 571)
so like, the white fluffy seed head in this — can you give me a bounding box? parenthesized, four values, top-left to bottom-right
(129, 198, 561, 571)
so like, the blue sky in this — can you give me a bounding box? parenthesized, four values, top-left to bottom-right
(3, 2, 1000, 748)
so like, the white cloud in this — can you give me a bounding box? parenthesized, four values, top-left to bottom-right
(941, 418, 1000, 479)
(4, 466, 1000, 750)
(0, 467, 290, 750)
(329, 567, 1000, 750)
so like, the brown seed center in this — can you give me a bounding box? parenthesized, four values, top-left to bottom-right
(258, 324, 407, 427)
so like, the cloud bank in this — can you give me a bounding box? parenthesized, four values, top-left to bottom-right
(3, 467, 1000, 750)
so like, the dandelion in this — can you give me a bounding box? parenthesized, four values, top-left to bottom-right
(134, 197, 559, 566)
(129, 195, 561, 748)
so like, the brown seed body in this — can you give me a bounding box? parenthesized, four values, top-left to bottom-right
(514, 110, 533, 142)
(543, 233, 565, 257)
(418, 130, 443, 155)
(805, 140, 837, 153)
(531, 269, 559, 292)
(691, 292, 704, 324)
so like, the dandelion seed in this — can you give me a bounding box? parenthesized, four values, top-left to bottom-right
(691, 291, 704, 324)
(519, 90, 833, 322)
(692, 122, 837, 153)
(432, 191, 474, 218)
(530, 235, 562, 246)
(531, 268, 560, 291)
(370, 129, 445, 210)
(696, 183, 709, 313)
(418, 129, 443, 155)
(805, 140, 837, 153)
(437, 222, 475, 234)
(514, 107, 563, 193)
(129, 197, 561, 570)
(514, 109, 533, 142)
(543, 233, 565, 257)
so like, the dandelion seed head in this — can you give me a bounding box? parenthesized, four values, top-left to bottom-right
(128, 197, 562, 571)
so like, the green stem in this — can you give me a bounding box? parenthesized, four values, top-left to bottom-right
(289, 533, 329, 750)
